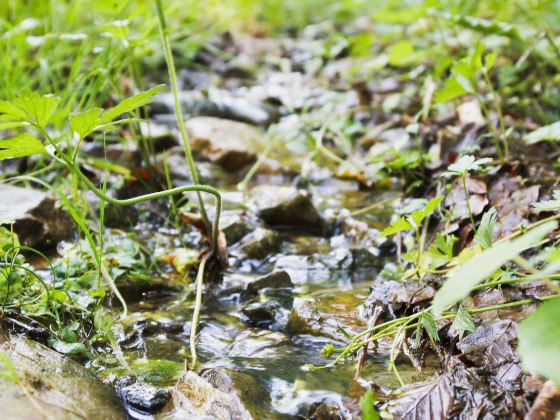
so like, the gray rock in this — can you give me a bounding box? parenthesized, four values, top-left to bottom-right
(117, 378, 171, 414)
(201, 368, 272, 419)
(236, 227, 281, 260)
(220, 212, 256, 246)
(286, 299, 348, 342)
(173, 371, 251, 419)
(242, 270, 293, 300)
(242, 300, 280, 325)
(249, 185, 324, 232)
(0, 331, 124, 419)
(0, 185, 73, 248)
(187, 116, 265, 171)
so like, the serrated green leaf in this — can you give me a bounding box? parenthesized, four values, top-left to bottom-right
(518, 297, 560, 384)
(452, 305, 475, 339)
(0, 100, 28, 121)
(0, 133, 46, 160)
(381, 196, 442, 237)
(359, 388, 379, 420)
(435, 75, 470, 103)
(13, 92, 60, 128)
(101, 85, 163, 124)
(443, 155, 492, 176)
(432, 221, 557, 316)
(524, 121, 560, 145)
(421, 311, 440, 342)
(474, 207, 497, 249)
(381, 217, 413, 236)
(70, 107, 103, 139)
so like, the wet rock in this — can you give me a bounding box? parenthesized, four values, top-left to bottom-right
(360, 280, 435, 320)
(201, 368, 272, 419)
(187, 116, 265, 171)
(249, 185, 324, 233)
(0, 331, 124, 419)
(116, 277, 180, 304)
(227, 330, 289, 358)
(242, 300, 280, 326)
(309, 400, 351, 419)
(274, 255, 330, 284)
(236, 227, 281, 260)
(0, 185, 73, 248)
(174, 371, 252, 419)
(241, 270, 294, 300)
(103, 204, 139, 228)
(350, 248, 380, 269)
(117, 377, 171, 414)
(286, 299, 348, 342)
(220, 211, 256, 245)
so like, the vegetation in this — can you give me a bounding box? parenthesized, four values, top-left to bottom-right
(1, 0, 560, 417)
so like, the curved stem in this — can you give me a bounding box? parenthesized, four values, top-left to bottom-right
(462, 175, 476, 233)
(154, 0, 211, 235)
(189, 254, 207, 369)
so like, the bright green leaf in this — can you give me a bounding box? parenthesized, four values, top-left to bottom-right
(432, 221, 557, 316)
(474, 207, 497, 249)
(524, 121, 560, 145)
(388, 40, 417, 67)
(0, 133, 46, 160)
(421, 311, 440, 342)
(101, 85, 163, 124)
(70, 107, 103, 139)
(13, 92, 60, 128)
(49, 339, 87, 355)
(518, 297, 560, 384)
(359, 388, 379, 420)
(443, 155, 492, 176)
(435, 76, 471, 103)
(0, 352, 18, 383)
(452, 305, 475, 339)
(381, 217, 413, 236)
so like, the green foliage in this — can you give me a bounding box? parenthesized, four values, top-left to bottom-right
(0, 133, 46, 160)
(359, 388, 379, 420)
(421, 311, 440, 342)
(432, 221, 557, 316)
(0, 353, 18, 383)
(426, 233, 457, 268)
(452, 305, 476, 339)
(524, 121, 560, 144)
(381, 196, 443, 236)
(442, 155, 492, 177)
(532, 191, 560, 212)
(0, 92, 60, 129)
(518, 297, 560, 384)
(474, 207, 497, 249)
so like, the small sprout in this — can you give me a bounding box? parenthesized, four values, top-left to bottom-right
(321, 343, 335, 357)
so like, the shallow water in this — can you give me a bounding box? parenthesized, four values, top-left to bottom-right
(112, 182, 431, 418)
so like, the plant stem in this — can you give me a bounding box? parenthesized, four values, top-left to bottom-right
(189, 254, 207, 369)
(154, 0, 211, 235)
(415, 227, 422, 272)
(482, 69, 509, 159)
(475, 92, 503, 160)
(462, 174, 477, 233)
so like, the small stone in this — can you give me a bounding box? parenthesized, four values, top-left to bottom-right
(236, 228, 281, 260)
(220, 212, 255, 245)
(117, 379, 171, 414)
(249, 185, 324, 232)
(0, 185, 73, 248)
(242, 301, 279, 325)
(242, 270, 294, 300)
(187, 116, 265, 171)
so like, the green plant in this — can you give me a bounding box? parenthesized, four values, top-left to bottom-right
(381, 196, 443, 276)
(436, 43, 509, 160)
(442, 154, 492, 232)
